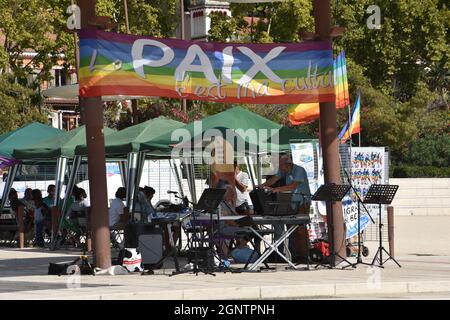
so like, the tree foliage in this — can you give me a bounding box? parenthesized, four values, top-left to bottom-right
(336, 0, 450, 101)
(96, 0, 178, 37)
(205, 0, 449, 174)
(0, 74, 48, 133)
(0, 0, 447, 177)
(0, 0, 73, 85)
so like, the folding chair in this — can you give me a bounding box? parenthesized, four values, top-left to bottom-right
(110, 225, 125, 250)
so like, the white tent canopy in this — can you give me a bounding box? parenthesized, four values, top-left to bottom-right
(42, 84, 145, 102)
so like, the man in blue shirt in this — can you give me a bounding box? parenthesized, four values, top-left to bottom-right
(259, 154, 311, 262)
(260, 155, 311, 214)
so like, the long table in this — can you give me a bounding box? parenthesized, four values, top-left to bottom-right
(194, 214, 311, 271)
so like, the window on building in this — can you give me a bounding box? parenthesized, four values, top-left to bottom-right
(54, 69, 67, 87)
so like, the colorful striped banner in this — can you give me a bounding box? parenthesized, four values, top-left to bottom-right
(288, 51, 350, 125)
(338, 94, 361, 142)
(79, 29, 335, 104)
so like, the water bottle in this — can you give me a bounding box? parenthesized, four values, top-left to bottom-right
(222, 259, 231, 268)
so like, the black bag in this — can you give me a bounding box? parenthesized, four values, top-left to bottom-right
(48, 263, 69, 275)
(235, 202, 250, 214)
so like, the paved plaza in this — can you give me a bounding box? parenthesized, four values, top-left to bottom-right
(0, 216, 449, 300)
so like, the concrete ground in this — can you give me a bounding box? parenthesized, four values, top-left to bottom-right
(0, 216, 449, 300)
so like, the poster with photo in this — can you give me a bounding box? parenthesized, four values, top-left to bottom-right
(290, 141, 327, 240)
(290, 141, 319, 208)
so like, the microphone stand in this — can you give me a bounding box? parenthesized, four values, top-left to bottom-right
(342, 169, 375, 268)
(170, 194, 214, 277)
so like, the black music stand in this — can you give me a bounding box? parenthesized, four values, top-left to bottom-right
(312, 183, 354, 269)
(363, 184, 401, 268)
(342, 170, 375, 269)
(171, 188, 226, 277)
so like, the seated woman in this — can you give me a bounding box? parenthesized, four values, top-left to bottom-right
(8, 188, 28, 248)
(134, 186, 157, 222)
(69, 187, 91, 250)
(109, 187, 128, 229)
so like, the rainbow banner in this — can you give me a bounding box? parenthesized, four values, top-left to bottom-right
(79, 29, 335, 104)
(288, 51, 350, 125)
(338, 93, 361, 142)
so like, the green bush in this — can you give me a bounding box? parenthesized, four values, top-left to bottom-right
(392, 165, 450, 178)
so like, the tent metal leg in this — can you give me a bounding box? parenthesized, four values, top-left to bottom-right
(51, 156, 81, 250)
(0, 164, 19, 212)
(119, 160, 127, 188)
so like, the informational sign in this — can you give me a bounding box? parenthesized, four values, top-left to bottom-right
(344, 147, 386, 239)
(302, 145, 387, 239)
(79, 29, 335, 104)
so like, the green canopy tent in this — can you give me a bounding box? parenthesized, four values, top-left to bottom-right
(12, 125, 115, 216)
(147, 107, 313, 195)
(12, 125, 117, 250)
(149, 106, 312, 154)
(263, 125, 312, 153)
(149, 107, 282, 151)
(0, 122, 63, 211)
(0, 122, 62, 159)
(13, 125, 115, 160)
(74, 117, 185, 214)
(74, 116, 184, 157)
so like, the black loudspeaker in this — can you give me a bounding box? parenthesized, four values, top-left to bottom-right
(250, 189, 275, 215)
(124, 223, 163, 267)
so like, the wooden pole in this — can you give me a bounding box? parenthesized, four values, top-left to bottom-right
(388, 206, 395, 257)
(123, 0, 130, 33)
(123, 0, 139, 124)
(314, 0, 346, 265)
(180, 0, 187, 114)
(78, 0, 111, 269)
(71, 0, 84, 125)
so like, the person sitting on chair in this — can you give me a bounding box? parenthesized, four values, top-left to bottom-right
(135, 186, 157, 222)
(109, 187, 129, 229)
(31, 189, 51, 247)
(258, 154, 311, 262)
(9, 188, 28, 248)
(70, 187, 91, 251)
(234, 161, 253, 215)
(21, 188, 34, 211)
(109, 187, 128, 249)
(43, 185, 56, 208)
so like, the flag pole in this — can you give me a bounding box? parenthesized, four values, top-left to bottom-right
(358, 90, 362, 147)
(358, 128, 361, 147)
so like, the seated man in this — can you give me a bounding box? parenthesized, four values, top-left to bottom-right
(259, 154, 311, 261)
(109, 187, 129, 229)
(43, 184, 56, 208)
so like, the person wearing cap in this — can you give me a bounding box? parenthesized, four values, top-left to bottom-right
(258, 154, 311, 262)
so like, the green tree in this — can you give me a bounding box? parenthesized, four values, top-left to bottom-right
(0, 0, 73, 85)
(336, 0, 450, 100)
(0, 74, 48, 134)
(207, 12, 237, 42)
(97, 0, 178, 37)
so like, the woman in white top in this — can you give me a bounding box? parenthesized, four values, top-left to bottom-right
(234, 162, 253, 215)
(109, 187, 128, 228)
